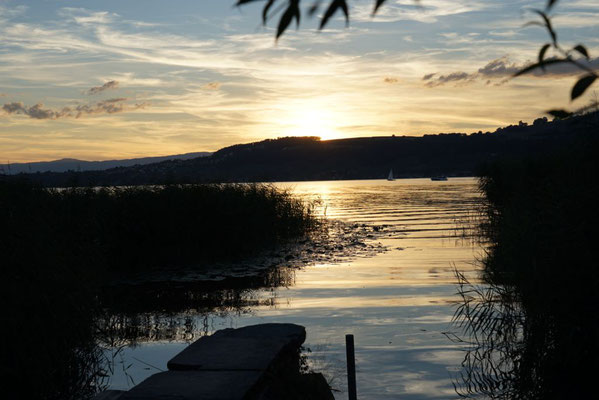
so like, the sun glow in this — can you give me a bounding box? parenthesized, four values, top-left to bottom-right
(278, 107, 343, 141)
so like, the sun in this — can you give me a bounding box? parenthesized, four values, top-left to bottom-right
(279, 107, 343, 141)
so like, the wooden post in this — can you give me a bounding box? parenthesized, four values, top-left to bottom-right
(346, 334, 357, 400)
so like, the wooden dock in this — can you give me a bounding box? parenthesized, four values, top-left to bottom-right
(96, 323, 333, 400)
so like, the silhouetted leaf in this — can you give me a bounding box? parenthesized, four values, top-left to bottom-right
(276, 1, 300, 40)
(263, 0, 277, 25)
(320, 0, 349, 29)
(373, 0, 388, 16)
(538, 43, 551, 71)
(308, 1, 321, 17)
(523, 21, 544, 29)
(547, 109, 572, 119)
(573, 44, 590, 60)
(513, 58, 568, 77)
(235, 0, 262, 5)
(546, 0, 559, 12)
(532, 9, 557, 45)
(571, 74, 597, 100)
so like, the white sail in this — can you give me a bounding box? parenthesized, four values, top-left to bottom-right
(387, 169, 394, 181)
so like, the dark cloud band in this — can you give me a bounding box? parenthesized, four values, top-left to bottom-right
(2, 98, 148, 119)
(423, 56, 599, 87)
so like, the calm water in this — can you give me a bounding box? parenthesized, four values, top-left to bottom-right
(104, 178, 483, 399)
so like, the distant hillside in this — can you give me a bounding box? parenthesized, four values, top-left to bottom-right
(2, 152, 211, 174)
(5, 112, 598, 187)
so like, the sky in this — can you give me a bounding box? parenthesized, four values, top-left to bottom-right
(0, 0, 597, 162)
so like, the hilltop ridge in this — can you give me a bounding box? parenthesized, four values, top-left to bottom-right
(2, 152, 212, 174)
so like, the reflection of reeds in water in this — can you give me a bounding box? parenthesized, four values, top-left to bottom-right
(97, 266, 297, 345)
(449, 270, 524, 399)
(300, 344, 346, 394)
(449, 191, 489, 248)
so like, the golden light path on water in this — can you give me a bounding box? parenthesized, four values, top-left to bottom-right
(107, 178, 484, 399)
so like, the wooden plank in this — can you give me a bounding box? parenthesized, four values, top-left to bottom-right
(167, 323, 305, 371)
(120, 370, 263, 400)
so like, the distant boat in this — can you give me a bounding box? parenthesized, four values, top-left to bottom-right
(387, 169, 395, 181)
(431, 176, 448, 181)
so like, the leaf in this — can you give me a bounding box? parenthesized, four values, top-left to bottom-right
(538, 43, 551, 71)
(308, 1, 321, 17)
(513, 58, 568, 77)
(523, 21, 544, 29)
(373, 0, 388, 16)
(573, 44, 590, 60)
(547, 109, 572, 119)
(571, 74, 597, 101)
(263, 0, 276, 25)
(235, 0, 262, 5)
(320, 0, 349, 30)
(276, 2, 300, 40)
(532, 9, 557, 45)
(546, 0, 559, 11)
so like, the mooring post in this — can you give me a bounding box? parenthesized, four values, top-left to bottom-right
(346, 334, 357, 400)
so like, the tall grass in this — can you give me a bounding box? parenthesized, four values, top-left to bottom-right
(452, 129, 599, 398)
(0, 180, 318, 399)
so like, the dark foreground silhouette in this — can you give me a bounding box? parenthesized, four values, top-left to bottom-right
(451, 121, 599, 398)
(0, 182, 318, 400)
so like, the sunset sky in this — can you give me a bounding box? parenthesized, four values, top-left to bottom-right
(1, 0, 597, 162)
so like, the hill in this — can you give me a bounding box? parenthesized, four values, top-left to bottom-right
(5, 112, 598, 187)
(1, 152, 211, 174)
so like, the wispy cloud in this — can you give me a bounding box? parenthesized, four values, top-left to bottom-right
(0, 4, 28, 21)
(59, 8, 117, 26)
(352, 0, 488, 24)
(88, 80, 119, 95)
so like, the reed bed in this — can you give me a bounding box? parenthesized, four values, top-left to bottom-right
(0, 180, 318, 399)
(452, 130, 599, 399)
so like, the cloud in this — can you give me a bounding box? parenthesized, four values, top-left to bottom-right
(202, 82, 221, 90)
(424, 71, 473, 87)
(2, 102, 71, 119)
(59, 8, 117, 26)
(384, 77, 399, 84)
(2, 98, 148, 120)
(477, 57, 520, 77)
(88, 80, 119, 95)
(352, 0, 488, 24)
(423, 56, 599, 87)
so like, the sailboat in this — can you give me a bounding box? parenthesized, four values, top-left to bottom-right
(387, 169, 395, 181)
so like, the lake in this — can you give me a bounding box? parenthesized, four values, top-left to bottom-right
(103, 178, 483, 399)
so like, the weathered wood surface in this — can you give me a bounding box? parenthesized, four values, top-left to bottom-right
(95, 323, 331, 400)
(120, 371, 263, 400)
(167, 323, 306, 371)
